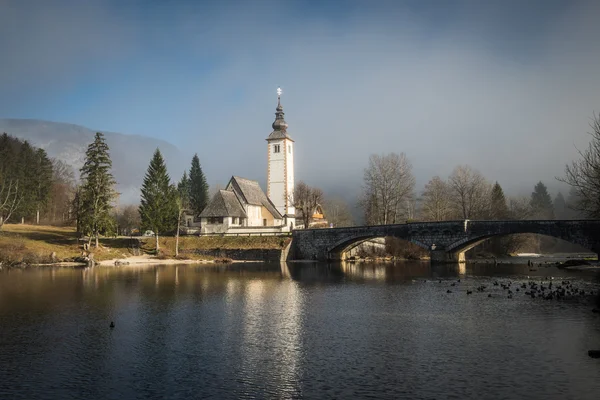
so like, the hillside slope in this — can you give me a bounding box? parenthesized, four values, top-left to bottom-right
(0, 118, 188, 203)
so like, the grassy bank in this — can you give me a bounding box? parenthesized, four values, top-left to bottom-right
(0, 224, 290, 266)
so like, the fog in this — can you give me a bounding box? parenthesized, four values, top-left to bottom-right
(1, 0, 599, 202)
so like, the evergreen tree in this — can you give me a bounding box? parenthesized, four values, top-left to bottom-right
(174, 171, 191, 257)
(530, 181, 554, 219)
(139, 149, 177, 252)
(0, 134, 53, 228)
(189, 154, 209, 217)
(32, 148, 53, 224)
(79, 132, 117, 247)
(553, 192, 567, 219)
(177, 171, 191, 205)
(489, 181, 509, 220)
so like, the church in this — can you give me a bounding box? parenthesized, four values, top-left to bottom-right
(197, 89, 296, 234)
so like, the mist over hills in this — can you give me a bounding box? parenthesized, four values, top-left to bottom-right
(0, 118, 188, 204)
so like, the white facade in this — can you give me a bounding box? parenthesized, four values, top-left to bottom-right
(267, 138, 295, 217)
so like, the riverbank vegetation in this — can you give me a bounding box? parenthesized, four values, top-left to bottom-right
(0, 224, 289, 267)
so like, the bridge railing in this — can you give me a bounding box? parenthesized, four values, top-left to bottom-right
(195, 232, 292, 237)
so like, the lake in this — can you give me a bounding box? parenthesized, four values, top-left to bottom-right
(1, 261, 599, 399)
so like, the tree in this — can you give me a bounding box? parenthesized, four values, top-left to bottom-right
(139, 149, 177, 252)
(32, 149, 53, 224)
(489, 182, 509, 220)
(322, 196, 354, 227)
(553, 192, 568, 220)
(420, 176, 453, 221)
(560, 112, 600, 217)
(1, 134, 55, 229)
(530, 181, 554, 219)
(189, 154, 209, 218)
(175, 171, 191, 257)
(47, 159, 76, 224)
(116, 204, 141, 236)
(79, 132, 118, 247)
(362, 152, 415, 225)
(448, 165, 490, 219)
(508, 196, 532, 220)
(565, 186, 583, 219)
(291, 181, 323, 229)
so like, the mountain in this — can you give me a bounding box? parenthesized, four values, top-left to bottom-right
(0, 118, 188, 204)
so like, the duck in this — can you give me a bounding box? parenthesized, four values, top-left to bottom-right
(110, 321, 115, 328)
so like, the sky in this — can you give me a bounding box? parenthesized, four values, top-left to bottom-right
(1, 0, 599, 201)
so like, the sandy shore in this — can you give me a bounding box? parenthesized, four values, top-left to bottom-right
(96, 255, 216, 266)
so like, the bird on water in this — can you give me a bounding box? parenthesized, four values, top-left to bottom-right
(110, 321, 115, 328)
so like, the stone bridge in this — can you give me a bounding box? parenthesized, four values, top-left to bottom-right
(290, 220, 600, 262)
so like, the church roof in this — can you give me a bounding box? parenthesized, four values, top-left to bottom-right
(228, 176, 283, 219)
(199, 189, 247, 218)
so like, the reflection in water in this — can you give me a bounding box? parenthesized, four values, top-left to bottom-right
(0, 262, 599, 399)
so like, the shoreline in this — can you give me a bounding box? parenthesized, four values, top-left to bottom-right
(1, 255, 237, 269)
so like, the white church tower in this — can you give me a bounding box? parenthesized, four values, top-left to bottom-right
(267, 87, 295, 223)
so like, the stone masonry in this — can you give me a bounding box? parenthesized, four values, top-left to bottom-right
(290, 220, 600, 263)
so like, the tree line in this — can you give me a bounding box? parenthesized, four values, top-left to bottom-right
(360, 153, 587, 225)
(0, 133, 67, 229)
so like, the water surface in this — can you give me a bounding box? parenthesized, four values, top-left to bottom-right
(1, 262, 599, 399)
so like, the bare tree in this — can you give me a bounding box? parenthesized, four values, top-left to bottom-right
(322, 196, 354, 227)
(116, 204, 141, 236)
(290, 181, 323, 229)
(0, 177, 22, 230)
(47, 159, 76, 224)
(362, 153, 415, 225)
(559, 112, 600, 218)
(448, 165, 490, 219)
(508, 196, 532, 220)
(420, 176, 453, 221)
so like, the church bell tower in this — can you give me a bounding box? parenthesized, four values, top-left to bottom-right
(266, 87, 295, 220)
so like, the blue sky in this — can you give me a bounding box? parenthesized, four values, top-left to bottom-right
(1, 0, 599, 198)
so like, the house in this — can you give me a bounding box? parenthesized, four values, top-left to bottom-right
(295, 204, 328, 229)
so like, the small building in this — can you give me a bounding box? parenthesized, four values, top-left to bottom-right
(295, 204, 328, 229)
(199, 176, 291, 234)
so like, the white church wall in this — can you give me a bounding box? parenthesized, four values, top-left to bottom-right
(246, 204, 263, 226)
(284, 139, 295, 216)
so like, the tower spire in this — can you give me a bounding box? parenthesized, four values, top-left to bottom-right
(272, 87, 288, 131)
(277, 87, 282, 107)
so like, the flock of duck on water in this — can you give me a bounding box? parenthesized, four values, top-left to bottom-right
(442, 277, 599, 305)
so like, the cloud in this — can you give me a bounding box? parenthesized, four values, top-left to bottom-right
(1, 0, 599, 202)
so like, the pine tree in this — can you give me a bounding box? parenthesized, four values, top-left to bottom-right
(489, 181, 509, 220)
(530, 181, 554, 219)
(33, 148, 53, 224)
(189, 154, 209, 217)
(79, 132, 117, 247)
(139, 149, 177, 252)
(177, 171, 191, 205)
(553, 192, 567, 219)
(174, 171, 191, 257)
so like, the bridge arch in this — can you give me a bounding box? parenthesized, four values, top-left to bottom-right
(447, 222, 599, 256)
(327, 234, 430, 260)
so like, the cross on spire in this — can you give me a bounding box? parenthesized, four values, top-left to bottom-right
(277, 87, 282, 106)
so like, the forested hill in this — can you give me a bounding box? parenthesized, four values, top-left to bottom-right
(0, 118, 187, 203)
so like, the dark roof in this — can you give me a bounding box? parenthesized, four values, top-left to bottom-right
(199, 190, 247, 218)
(228, 176, 283, 219)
